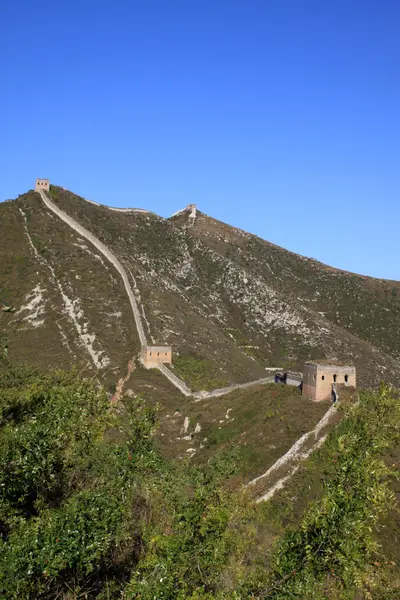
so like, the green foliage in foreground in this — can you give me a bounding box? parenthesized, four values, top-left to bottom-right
(0, 364, 251, 599)
(242, 385, 400, 599)
(0, 334, 8, 362)
(0, 362, 398, 599)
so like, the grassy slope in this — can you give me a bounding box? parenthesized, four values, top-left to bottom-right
(2, 186, 400, 488)
(2, 185, 400, 595)
(48, 186, 267, 383)
(124, 368, 331, 482)
(182, 384, 331, 480)
(191, 211, 400, 361)
(0, 192, 72, 369)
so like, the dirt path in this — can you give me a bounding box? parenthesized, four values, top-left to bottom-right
(112, 358, 136, 404)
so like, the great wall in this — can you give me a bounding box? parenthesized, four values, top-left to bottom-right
(37, 183, 276, 400)
(34, 180, 350, 502)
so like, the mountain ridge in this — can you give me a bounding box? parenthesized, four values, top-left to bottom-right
(5, 187, 393, 281)
(1, 184, 400, 395)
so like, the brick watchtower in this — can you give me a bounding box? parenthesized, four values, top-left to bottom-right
(35, 179, 50, 192)
(302, 360, 356, 402)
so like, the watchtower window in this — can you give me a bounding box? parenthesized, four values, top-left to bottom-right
(165, 352, 167, 356)
(333, 374, 337, 383)
(149, 352, 152, 356)
(321, 375, 325, 380)
(157, 352, 160, 356)
(344, 374, 348, 383)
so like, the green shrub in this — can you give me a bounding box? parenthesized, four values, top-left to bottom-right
(125, 450, 254, 599)
(0, 365, 158, 597)
(243, 384, 400, 599)
(0, 362, 398, 599)
(0, 364, 251, 598)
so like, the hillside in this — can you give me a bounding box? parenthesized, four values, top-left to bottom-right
(1, 184, 400, 597)
(0, 361, 398, 599)
(2, 183, 400, 475)
(2, 184, 400, 392)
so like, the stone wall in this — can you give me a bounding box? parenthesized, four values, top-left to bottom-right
(37, 190, 198, 398)
(187, 204, 196, 219)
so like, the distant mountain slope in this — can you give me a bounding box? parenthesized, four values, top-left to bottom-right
(1, 185, 400, 389)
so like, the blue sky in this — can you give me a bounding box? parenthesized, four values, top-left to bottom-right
(2, 0, 399, 279)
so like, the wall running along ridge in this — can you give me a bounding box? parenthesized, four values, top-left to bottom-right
(38, 190, 194, 395)
(193, 376, 274, 401)
(39, 190, 147, 345)
(158, 362, 192, 396)
(36, 191, 294, 401)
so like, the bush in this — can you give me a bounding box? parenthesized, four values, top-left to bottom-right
(0, 366, 157, 597)
(0, 364, 251, 598)
(0, 363, 398, 599)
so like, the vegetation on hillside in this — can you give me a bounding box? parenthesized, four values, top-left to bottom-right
(0, 362, 251, 598)
(0, 190, 138, 379)
(242, 385, 400, 599)
(172, 353, 228, 390)
(41, 186, 400, 388)
(0, 358, 398, 598)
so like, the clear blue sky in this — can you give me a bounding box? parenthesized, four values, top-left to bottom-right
(2, 1, 399, 279)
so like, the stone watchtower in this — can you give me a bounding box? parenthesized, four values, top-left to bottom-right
(35, 178, 50, 192)
(140, 345, 172, 369)
(187, 204, 196, 219)
(302, 360, 356, 402)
